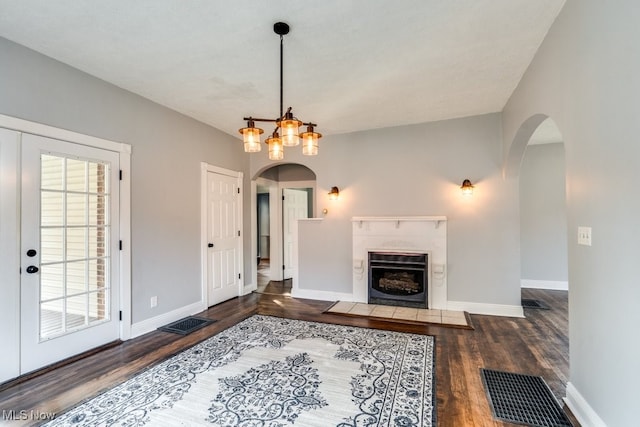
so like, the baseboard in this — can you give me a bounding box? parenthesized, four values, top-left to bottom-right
(564, 382, 607, 427)
(521, 279, 568, 291)
(290, 288, 355, 302)
(447, 300, 525, 318)
(130, 301, 207, 339)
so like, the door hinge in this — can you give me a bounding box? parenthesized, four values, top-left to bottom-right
(119, 311, 122, 321)
(282, 195, 285, 201)
(238, 273, 241, 280)
(237, 187, 240, 194)
(237, 230, 241, 237)
(282, 264, 285, 270)
(119, 240, 123, 250)
(119, 170, 123, 181)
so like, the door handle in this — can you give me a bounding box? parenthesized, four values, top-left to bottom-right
(26, 265, 39, 274)
(208, 243, 214, 248)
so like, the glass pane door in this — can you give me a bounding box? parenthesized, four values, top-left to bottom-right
(21, 133, 120, 374)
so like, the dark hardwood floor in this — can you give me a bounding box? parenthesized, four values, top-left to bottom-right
(0, 285, 575, 426)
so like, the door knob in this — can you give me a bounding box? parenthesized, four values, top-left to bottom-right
(26, 265, 39, 274)
(208, 243, 214, 248)
(27, 249, 37, 257)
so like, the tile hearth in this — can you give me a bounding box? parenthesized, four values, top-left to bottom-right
(327, 301, 470, 328)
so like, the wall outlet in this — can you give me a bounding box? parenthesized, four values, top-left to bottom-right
(578, 226, 592, 246)
(150, 296, 158, 308)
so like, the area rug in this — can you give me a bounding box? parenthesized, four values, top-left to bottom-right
(45, 315, 436, 426)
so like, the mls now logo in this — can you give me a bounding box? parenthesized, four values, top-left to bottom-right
(2, 409, 56, 421)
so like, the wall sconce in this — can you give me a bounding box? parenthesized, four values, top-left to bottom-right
(328, 186, 340, 200)
(460, 179, 474, 196)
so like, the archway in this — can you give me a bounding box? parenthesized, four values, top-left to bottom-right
(250, 163, 317, 291)
(507, 114, 570, 394)
(518, 117, 568, 291)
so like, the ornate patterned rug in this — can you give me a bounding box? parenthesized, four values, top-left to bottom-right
(45, 315, 436, 426)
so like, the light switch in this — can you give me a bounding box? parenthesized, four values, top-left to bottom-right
(578, 226, 592, 246)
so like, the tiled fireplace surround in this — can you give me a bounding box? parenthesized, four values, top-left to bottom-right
(352, 216, 447, 310)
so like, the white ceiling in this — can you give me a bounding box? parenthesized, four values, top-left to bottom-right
(0, 0, 566, 137)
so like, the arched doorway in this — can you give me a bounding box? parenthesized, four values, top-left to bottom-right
(519, 118, 568, 291)
(507, 114, 570, 396)
(251, 163, 317, 291)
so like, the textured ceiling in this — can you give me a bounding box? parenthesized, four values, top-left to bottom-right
(0, 0, 565, 137)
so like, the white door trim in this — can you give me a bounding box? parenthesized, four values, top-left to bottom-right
(200, 163, 244, 307)
(0, 114, 131, 154)
(0, 114, 132, 343)
(0, 128, 22, 382)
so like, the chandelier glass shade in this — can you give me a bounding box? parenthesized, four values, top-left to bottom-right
(278, 115, 302, 147)
(239, 120, 264, 152)
(300, 125, 321, 156)
(266, 132, 284, 160)
(238, 22, 321, 159)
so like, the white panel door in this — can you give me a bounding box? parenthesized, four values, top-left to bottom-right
(206, 171, 241, 306)
(20, 133, 120, 374)
(282, 188, 308, 279)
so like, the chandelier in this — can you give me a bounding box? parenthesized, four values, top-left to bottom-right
(239, 22, 321, 160)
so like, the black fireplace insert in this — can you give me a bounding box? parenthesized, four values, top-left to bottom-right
(368, 251, 428, 308)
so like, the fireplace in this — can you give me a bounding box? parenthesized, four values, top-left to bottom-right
(368, 251, 428, 308)
(352, 216, 447, 310)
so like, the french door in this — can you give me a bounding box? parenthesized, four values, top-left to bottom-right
(20, 133, 121, 373)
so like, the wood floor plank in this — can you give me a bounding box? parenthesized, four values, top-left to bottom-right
(0, 287, 577, 426)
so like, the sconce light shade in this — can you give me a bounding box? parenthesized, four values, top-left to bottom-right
(266, 132, 284, 160)
(328, 186, 340, 200)
(461, 179, 474, 196)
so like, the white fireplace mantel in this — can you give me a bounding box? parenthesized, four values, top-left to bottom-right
(352, 216, 448, 310)
(352, 215, 447, 222)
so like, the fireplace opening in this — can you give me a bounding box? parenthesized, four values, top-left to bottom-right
(368, 252, 428, 308)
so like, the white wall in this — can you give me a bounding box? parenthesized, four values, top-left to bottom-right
(251, 113, 522, 311)
(0, 37, 251, 327)
(520, 143, 568, 286)
(502, 0, 640, 425)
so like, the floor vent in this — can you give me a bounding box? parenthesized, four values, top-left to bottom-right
(158, 316, 215, 335)
(522, 298, 550, 310)
(481, 369, 572, 427)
